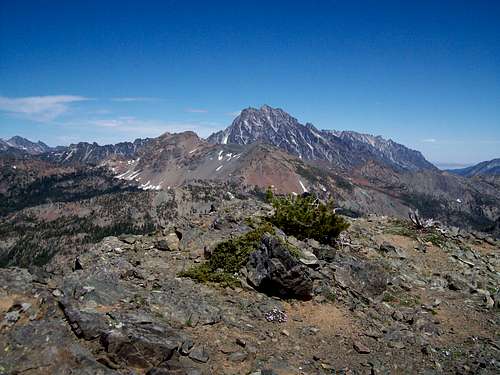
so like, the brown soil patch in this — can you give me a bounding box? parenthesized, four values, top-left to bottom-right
(0, 294, 17, 313)
(433, 298, 494, 344)
(286, 301, 356, 337)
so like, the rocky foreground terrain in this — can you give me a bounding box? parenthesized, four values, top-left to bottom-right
(1, 193, 499, 374)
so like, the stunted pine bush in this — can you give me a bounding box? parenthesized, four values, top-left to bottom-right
(268, 191, 349, 244)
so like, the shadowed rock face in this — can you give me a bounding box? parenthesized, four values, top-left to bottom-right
(246, 234, 314, 300)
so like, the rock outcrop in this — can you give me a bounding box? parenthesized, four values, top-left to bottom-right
(1, 196, 499, 374)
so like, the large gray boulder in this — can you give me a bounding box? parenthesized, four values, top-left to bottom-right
(245, 234, 314, 299)
(100, 323, 183, 368)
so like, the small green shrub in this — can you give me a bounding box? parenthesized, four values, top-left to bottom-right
(382, 291, 397, 303)
(385, 219, 447, 247)
(179, 222, 275, 287)
(268, 192, 349, 244)
(422, 231, 447, 247)
(283, 241, 302, 259)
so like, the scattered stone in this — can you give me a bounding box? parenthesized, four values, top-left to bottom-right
(445, 274, 469, 291)
(100, 325, 181, 368)
(415, 243, 427, 253)
(61, 302, 110, 340)
(380, 242, 396, 253)
(188, 347, 209, 363)
(299, 249, 319, 267)
(388, 341, 405, 349)
(121, 236, 137, 244)
(485, 295, 495, 309)
(156, 233, 181, 251)
(4, 310, 20, 324)
(236, 337, 246, 347)
(353, 340, 370, 354)
(180, 339, 194, 355)
(228, 351, 248, 362)
(261, 370, 278, 375)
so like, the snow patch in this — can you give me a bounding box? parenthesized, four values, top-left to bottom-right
(216, 165, 223, 171)
(310, 129, 325, 141)
(116, 169, 142, 181)
(63, 150, 74, 162)
(139, 181, 162, 191)
(299, 180, 308, 193)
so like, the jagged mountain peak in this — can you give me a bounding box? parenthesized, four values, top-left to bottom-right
(208, 105, 436, 171)
(2, 135, 51, 154)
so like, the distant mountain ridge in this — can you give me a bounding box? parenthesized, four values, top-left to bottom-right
(2, 106, 436, 172)
(0, 136, 52, 155)
(0, 136, 153, 164)
(208, 105, 436, 171)
(43, 138, 153, 165)
(448, 158, 500, 177)
(1, 127, 500, 237)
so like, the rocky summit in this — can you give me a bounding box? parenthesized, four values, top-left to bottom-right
(1, 190, 499, 374)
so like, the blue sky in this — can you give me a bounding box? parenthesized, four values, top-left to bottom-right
(0, 1, 499, 167)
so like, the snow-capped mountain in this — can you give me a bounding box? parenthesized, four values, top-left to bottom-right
(42, 138, 153, 165)
(324, 130, 437, 171)
(448, 158, 500, 177)
(0, 136, 51, 155)
(208, 105, 339, 162)
(208, 105, 436, 171)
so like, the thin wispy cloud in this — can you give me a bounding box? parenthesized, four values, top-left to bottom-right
(421, 138, 500, 145)
(88, 116, 220, 138)
(111, 97, 160, 102)
(0, 95, 89, 121)
(185, 108, 208, 113)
